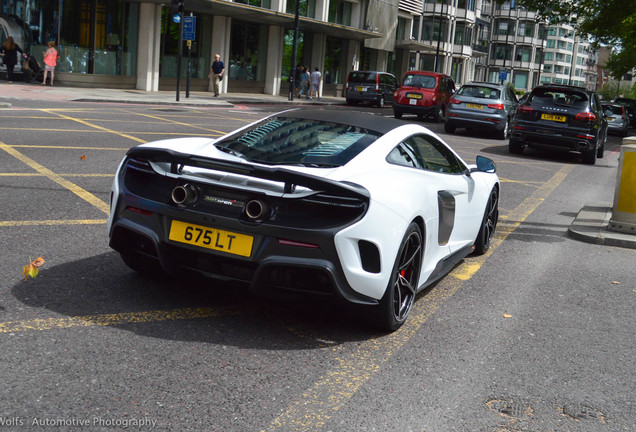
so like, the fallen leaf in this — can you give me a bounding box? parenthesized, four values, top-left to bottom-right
(611, 281, 620, 285)
(22, 257, 45, 281)
(80, 155, 86, 160)
(503, 314, 512, 318)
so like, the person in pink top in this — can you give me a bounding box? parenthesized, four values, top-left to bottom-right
(42, 41, 58, 86)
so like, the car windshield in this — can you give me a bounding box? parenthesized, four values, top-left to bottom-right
(349, 72, 378, 84)
(530, 88, 588, 109)
(402, 74, 436, 89)
(214, 117, 382, 167)
(457, 86, 501, 99)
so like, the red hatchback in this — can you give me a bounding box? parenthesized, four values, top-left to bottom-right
(393, 71, 456, 122)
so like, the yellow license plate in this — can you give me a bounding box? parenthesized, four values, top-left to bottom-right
(356, 86, 367, 92)
(406, 93, 422, 100)
(168, 220, 253, 257)
(541, 113, 566, 122)
(466, 103, 483, 109)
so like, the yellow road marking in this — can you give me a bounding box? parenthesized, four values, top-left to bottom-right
(0, 143, 110, 215)
(264, 164, 575, 432)
(42, 109, 147, 144)
(10, 145, 126, 150)
(1, 128, 220, 137)
(0, 219, 106, 227)
(123, 110, 227, 135)
(0, 173, 114, 177)
(0, 307, 243, 334)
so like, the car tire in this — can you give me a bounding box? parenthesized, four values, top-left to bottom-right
(497, 118, 509, 140)
(582, 148, 597, 165)
(378, 96, 385, 108)
(374, 222, 423, 332)
(509, 138, 524, 154)
(597, 140, 605, 159)
(473, 187, 499, 255)
(120, 251, 164, 277)
(346, 99, 356, 106)
(394, 110, 403, 119)
(433, 106, 444, 123)
(444, 121, 456, 134)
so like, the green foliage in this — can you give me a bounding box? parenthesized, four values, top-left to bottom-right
(512, 0, 636, 78)
(597, 81, 636, 101)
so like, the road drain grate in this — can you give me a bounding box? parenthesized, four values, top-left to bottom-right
(562, 404, 606, 423)
(486, 398, 532, 418)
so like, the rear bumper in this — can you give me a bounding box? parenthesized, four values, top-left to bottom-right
(393, 102, 438, 116)
(510, 125, 597, 152)
(446, 112, 507, 131)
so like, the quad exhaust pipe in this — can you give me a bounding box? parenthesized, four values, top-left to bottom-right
(245, 199, 269, 221)
(171, 184, 197, 206)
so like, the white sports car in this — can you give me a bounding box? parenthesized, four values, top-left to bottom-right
(108, 109, 499, 331)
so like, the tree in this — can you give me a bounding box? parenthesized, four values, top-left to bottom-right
(511, 0, 636, 78)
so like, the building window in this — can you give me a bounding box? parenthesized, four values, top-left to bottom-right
(396, 17, 408, 40)
(545, 39, 555, 48)
(286, 0, 315, 18)
(328, 0, 352, 25)
(491, 44, 513, 61)
(324, 36, 346, 85)
(544, 52, 554, 61)
(235, 0, 271, 7)
(513, 71, 528, 89)
(53, 0, 138, 76)
(229, 21, 268, 81)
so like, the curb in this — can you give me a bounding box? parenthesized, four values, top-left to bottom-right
(567, 203, 636, 249)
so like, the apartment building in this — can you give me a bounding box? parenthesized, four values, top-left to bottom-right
(2, 0, 597, 94)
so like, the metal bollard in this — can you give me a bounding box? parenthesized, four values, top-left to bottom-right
(609, 139, 636, 234)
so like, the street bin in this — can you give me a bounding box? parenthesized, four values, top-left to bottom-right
(609, 139, 636, 234)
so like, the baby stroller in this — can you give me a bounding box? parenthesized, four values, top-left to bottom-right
(22, 54, 44, 84)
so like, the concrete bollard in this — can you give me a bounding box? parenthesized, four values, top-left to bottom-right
(609, 139, 636, 234)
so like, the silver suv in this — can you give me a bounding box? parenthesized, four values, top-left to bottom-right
(445, 82, 519, 140)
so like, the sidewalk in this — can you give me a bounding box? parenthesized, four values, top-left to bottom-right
(0, 81, 344, 108)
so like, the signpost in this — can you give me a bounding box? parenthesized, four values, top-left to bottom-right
(183, 15, 196, 98)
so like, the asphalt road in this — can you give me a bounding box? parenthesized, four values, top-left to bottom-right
(0, 99, 634, 432)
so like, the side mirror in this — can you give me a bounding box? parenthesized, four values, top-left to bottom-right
(473, 155, 496, 173)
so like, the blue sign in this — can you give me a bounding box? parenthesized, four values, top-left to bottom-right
(172, 14, 181, 24)
(499, 70, 508, 80)
(183, 16, 196, 41)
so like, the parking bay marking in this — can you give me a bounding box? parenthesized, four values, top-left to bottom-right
(264, 163, 574, 432)
(0, 142, 110, 215)
(0, 163, 575, 430)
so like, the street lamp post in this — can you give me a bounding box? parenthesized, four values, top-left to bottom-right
(288, 0, 301, 101)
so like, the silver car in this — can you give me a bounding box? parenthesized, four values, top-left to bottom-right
(445, 82, 518, 140)
(602, 103, 629, 137)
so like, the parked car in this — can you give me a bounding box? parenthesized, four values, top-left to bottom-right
(344, 71, 399, 108)
(107, 109, 499, 331)
(509, 84, 608, 164)
(602, 103, 630, 137)
(445, 82, 519, 140)
(613, 97, 636, 127)
(393, 71, 456, 122)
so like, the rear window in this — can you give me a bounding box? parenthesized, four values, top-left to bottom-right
(402, 74, 436, 89)
(530, 88, 588, 109)
(348, 72, 378, 84)
(457, 86, 501, 99)
(603, 105, 624, 115)
(214, 117, 382, 167)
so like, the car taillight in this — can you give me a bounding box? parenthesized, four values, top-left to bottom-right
(487, 103, 504, 110)
(518, 105, 533, 113)
(376, 74, 380, 92)
(432, 95, 437, 102)
(575, 112, 597, 122)
(450, 98, 461, 104)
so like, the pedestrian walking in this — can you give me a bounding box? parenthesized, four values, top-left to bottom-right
(42, 41, 58, 86)
(208, 54, 225, 97)
(1, 36, 24, 83)
(299, 67, 310, 99)
(310, 67, 322, 100)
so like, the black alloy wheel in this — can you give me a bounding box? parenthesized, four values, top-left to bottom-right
(474, 187, 499, 255)
(444, 121, 456, 134)
(375, 222, 423, 331)
(394, 110, 403, 119)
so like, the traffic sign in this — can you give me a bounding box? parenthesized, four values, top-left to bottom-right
(172, 13, 181, 24)
(183, 16, 196, 41)
(499, 70, 508, 81)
